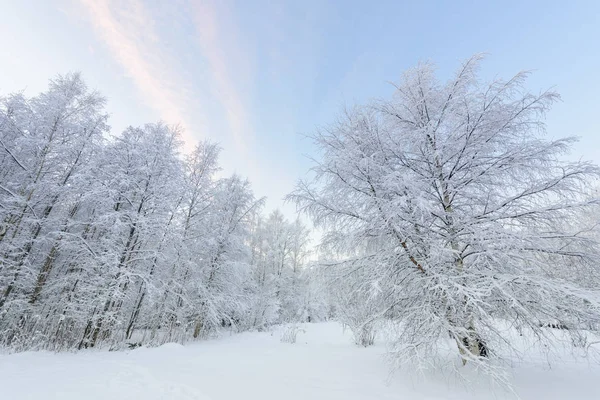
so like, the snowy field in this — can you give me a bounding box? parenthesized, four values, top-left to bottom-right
(1, 322, 598, 400)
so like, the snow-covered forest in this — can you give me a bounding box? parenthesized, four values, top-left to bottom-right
(2, 56, 600, 393)
(0, 73, 328, 352)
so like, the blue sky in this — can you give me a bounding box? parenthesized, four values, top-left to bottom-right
(1, 0, 599, 217)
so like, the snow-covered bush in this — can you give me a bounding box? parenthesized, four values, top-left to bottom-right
(335, 285, 380, 347)
(280, 323, 305, 344)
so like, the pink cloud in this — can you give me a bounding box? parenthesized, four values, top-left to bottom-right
(76, 0, 201, 149)
(191, 0, 255, 155)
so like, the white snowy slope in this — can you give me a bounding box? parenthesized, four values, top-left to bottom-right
(0, 322, 598, 400)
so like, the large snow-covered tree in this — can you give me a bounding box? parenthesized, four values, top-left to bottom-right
(289, 55, 600, 370)
(0, 73, 109, 349)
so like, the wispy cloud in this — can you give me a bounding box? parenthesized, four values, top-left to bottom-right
(76, 0, 272, 205)
(76, 0, 201, 148)
(191, 0, 255, 156)
(76, 0, 256, 159)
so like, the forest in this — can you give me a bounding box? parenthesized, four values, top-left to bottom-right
(0, 73, 329, 352)
(1, 56, 600, 381)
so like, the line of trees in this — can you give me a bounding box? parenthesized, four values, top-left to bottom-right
(0, 73, 328, 352)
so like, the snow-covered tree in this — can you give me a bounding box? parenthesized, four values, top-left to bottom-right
(150, 141, 221, 343)
(289, 55, 600, 372)
(188, 175, 263, 339)
(0, 73, 109, 349)
(247, 211, 317, 329)
(85, 123, 184, 347)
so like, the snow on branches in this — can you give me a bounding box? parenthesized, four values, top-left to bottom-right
(289, 55, 600, 373)
(0, 74, 323, 351)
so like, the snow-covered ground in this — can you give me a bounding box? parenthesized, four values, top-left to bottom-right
(1, 322, 598, 399)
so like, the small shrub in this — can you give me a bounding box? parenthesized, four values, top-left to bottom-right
(127, 342, 142, 350)
(280, 324, 305, 344)
(353, 323, 376, 347)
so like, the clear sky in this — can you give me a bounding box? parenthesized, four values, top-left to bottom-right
(1, 0, 599, 217)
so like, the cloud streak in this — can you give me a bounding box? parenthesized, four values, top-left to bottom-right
(77, 0, 273, 210)
(191, 0, 255, 157)
(77, 0, 255, 159)
(76, 0, 201, 148)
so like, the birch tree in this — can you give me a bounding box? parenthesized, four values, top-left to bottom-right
(289, 55, 600, 373)
(189, 175, 263, 338)
(0, 73, 109, 349)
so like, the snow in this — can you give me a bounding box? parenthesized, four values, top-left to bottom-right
(1, 322, 598, 400)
